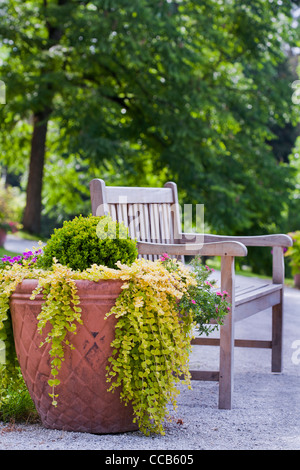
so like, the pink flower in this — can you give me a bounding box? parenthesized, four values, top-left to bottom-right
(205, 265, 215, 272)
(191, 299, 196, 304)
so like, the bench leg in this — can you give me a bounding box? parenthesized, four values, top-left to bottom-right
(272, 246, 284, 373)
(219, 256, 235, 409)
(272, 301, 283, 373)
(219, 308, 234, 409)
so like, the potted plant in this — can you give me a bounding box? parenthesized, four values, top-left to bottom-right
(0, 215, 230, 436)
(285, 231, 300, 288)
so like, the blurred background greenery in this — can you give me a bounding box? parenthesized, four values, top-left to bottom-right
(0, 0, 300, 276)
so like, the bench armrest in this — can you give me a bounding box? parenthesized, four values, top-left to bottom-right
(137, 241, 247, 257)
(182, 233, 293, 248)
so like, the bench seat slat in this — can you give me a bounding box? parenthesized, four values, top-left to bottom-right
(235, 283, 282, 307)
(235, 284, 282, 321)
(106, 186, 174, 204)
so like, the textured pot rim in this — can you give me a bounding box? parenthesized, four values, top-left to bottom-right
(11, 278, 125, 301)
(13, 277, 124, 288)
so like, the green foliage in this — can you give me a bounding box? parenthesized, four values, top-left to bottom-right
(38, 215, 138, 271)
(285, 231, 300, 276)
(177, 257, 230, 336)
(0, 309, 20, 397)
(0, 0, 298, 239)
(285, 138, 300, 234)
(0, 369, 38, 424)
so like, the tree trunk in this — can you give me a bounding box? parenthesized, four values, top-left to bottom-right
(22, 110, 51, 235)
(22, 1, 67, 235)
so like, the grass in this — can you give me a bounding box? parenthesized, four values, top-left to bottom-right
(16, 230, 46, 242)
(0, 377, 39, 425)
(0, 247, 19, 258)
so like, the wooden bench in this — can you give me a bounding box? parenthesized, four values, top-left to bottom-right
(90, 178, 293, 409)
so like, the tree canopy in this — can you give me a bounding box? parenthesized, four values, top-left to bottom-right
(0, 0, 299, 240)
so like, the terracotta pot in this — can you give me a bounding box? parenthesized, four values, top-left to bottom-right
(294, 274, 300, 289)
(0, 228, 7, 247)
(10, 279, 138, 434)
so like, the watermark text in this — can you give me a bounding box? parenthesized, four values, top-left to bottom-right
(0, 80, 6, 104)
(95, 200, 204, 249)
(291, 339, 300, 365)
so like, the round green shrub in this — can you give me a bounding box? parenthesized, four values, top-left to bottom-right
(38, 215, 138, 271)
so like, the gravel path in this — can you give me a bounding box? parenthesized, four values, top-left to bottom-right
(4, 234, 45, 254)
(1, 368, 299, 451)
(1, 237, 300, 450)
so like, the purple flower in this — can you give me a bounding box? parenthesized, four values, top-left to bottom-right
(1, 247, 43, 268)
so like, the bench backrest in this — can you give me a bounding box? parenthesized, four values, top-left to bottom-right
(89, 179, 183, 260)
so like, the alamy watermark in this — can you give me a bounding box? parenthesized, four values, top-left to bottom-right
(291, 339, 300, 365)
(0, 80, 6, 104)
(0, 339, 5, 365)
(292, 80, 300, 105)
(95, 199, 204, 250)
